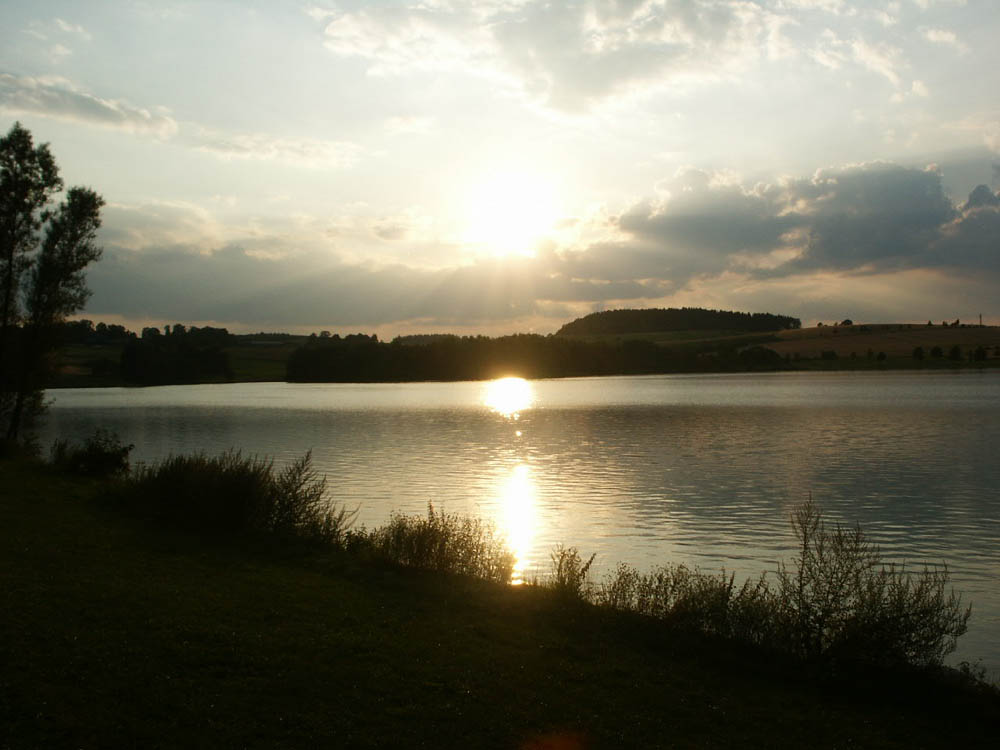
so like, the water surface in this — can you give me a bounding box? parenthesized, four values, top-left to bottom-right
(39, 371, 1000, 670)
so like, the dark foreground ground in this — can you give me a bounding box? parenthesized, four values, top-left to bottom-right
(2, 461, 998, 749)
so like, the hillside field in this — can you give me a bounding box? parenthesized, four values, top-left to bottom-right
(769, 324, 1000, 360)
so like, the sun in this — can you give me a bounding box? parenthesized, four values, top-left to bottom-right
(483, 376, 534, 418)
(461, 171, 559, 257)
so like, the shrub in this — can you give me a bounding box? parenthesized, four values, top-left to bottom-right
(121, 450, 354, 543)
(592, 502, 970, 669)
(366, 504, 514, 584)
(548, 544, 596, 599)
(50, 429, 133, 477)
(775, 502, 970, 667)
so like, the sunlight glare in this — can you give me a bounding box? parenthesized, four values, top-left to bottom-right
(499, 463, 537, 585)
(462, 172, 558, 257)
(483, 377, 534, 418)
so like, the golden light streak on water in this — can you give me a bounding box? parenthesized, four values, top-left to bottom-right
(498, 463, 537, 585)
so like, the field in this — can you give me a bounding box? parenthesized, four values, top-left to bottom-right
(564, 323, 1000, 367)
(770, 324, 1000, 361)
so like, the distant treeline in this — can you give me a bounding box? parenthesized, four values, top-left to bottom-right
(556, 307, 801, 336)
(286, 333, 784, 382)
(59, 319, 136, 345)
(120, 324, 233, 385)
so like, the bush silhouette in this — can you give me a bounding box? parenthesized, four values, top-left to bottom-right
(591, 502, 970, 669)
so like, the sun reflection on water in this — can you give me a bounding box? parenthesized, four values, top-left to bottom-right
(483, 377, 534, 418)
(498, 463, 538, 585)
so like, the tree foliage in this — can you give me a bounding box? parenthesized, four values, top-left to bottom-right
(286, 332, 788, 382)
(120, 325, 233, 385)
(0, 123, 103, 440)
(555, 307, 801, 336)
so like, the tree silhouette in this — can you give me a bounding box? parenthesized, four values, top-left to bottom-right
(0, 123, 103, 440)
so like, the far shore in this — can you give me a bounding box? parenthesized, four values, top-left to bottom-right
(50, 321, 1000, 389)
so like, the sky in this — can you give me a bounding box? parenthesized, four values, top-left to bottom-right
(1, 0, 999, 336)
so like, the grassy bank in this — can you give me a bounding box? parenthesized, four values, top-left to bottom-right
(2, 458, 998, 748)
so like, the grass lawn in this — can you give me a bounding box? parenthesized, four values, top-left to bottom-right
(2, 460, 998, 748)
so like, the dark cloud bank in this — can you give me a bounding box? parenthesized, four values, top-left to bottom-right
(86, 163, 1000, 331)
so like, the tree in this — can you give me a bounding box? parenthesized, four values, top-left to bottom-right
(0, 123, 103, 440)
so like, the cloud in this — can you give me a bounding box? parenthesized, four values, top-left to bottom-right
(0, 74, 361, 168)
(865, 8, 899, 27)
(100, 200, 228, 253)
(54, 18, 91, 40)
(83, 163, 1000, 331)
(573, 162, 993, 284)
(921, 27, 967, 51)
(318, 4, 495, 76)
(912, 0, 967, 9)
(0, 73, 178, 138)
(776, 0, 848, 11)
(933, 188, 1000, 272)
(985, 124, 1000, 154)
(49, 44, 72, 62)
(384, 115, 435, 135)
(188, 128, 362, 168)
(776, 163, 958, 274)
(310, 1, 801, 110)
(309, 1, 952, 110)
(849, 37, 903, 86)
(86, 240, 649, 330)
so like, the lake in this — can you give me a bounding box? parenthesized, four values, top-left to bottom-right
(38, 370, 1000, 671)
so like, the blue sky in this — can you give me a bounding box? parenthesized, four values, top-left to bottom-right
(2, 0, 999, 334)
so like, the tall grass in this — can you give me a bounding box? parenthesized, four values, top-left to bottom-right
(120, 450, 355, 543)
(364, 504, 515, 585)
(596, 563, 776, 645)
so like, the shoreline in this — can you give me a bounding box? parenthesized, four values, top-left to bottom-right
(47, 358, 1000, 389)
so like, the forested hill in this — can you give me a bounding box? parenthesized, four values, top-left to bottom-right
(556, 307, 801, 336)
